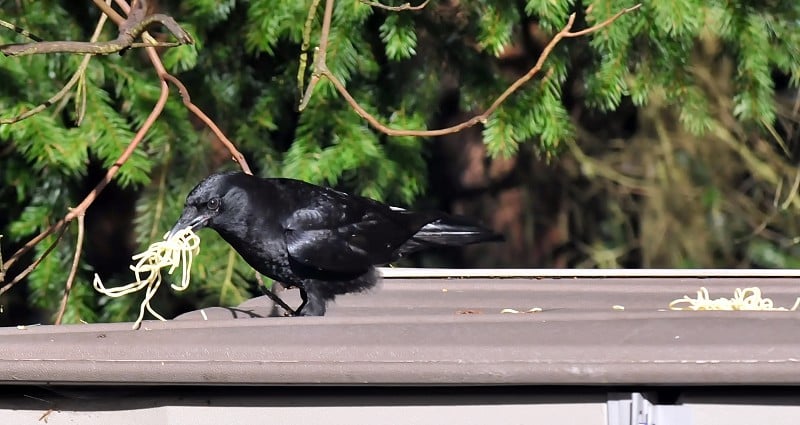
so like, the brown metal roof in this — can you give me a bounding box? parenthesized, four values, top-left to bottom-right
(2, 274, 800, 386)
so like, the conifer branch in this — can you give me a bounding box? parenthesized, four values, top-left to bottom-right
(1, 0, 253, 296)
(1, 78, 170, 285)
(300, 0, 640, 136)
(2, 2, 171, 285)
(0, 2, 112, 125)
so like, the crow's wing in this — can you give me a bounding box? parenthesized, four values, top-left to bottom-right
(283, 205, 419, 274)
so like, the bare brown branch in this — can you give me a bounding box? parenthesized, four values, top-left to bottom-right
(298, 0, 322, 96)
(162, 74, 254, 175)
(1, 220, 67, 277)
(39, 408, 54, 423)
(0, 223, 69, 296)
(360, 0, 430, 12)
(91, 0, 125, 26)
(0, 235, 4, 283)
(300, 1, 640, 136)
(566, 4, 641, 38)
(55, 214, 85, 325)
(298, 0, 335, 111)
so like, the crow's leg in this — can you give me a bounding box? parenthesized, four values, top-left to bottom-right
(295, 286, 327, 316)
(296, 287, 309, 315)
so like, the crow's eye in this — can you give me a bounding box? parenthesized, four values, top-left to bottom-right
(207, 197, 220, 211)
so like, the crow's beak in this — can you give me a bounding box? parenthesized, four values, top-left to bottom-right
(166, 208, 211, 240)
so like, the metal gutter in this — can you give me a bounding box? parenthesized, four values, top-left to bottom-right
(1, 274, 800, 386)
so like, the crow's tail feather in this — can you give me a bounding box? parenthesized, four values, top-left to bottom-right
(397, 216, 504, 256)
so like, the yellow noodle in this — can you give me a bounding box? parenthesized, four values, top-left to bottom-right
(93, 228, 200, 329)
(669, 286, 800, 311)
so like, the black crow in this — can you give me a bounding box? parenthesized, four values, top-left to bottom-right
(168, 172, 503, 316)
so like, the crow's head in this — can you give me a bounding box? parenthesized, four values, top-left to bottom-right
(167, 171, 248, 239)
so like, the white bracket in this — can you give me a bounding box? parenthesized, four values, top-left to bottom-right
(607, 392, 692, 425)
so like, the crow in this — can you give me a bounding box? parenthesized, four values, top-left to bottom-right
(167, 171, 503, 316)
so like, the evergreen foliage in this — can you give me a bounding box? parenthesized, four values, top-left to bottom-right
(0, 0, 798, 323)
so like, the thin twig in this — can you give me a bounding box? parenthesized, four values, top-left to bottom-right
(779, 168, 800, 210)
(735, 178, 786, 244)
(114, 0, 134, 15)
(91, 0, 125, 25)
(39, 408, 54, 423)
(299, 1, 641, 135)
(0, 19, 44, 41)
(161, 74, 253, 175)
(298, 0, 335, 111)
(54, 214, 85, 325)
(0, 235, 4, 283)
(565, 4, 641, 38)
(2, 220, 67, 277)
(129, 41, 182, 48)
(0, 224, 69, 296)
(75, 67, 88, 125)
(298, 0, 322, 96)
(359, 0, 430, 12)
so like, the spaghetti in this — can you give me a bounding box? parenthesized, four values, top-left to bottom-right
(669, 286, 800, 311)
(501, 307, 543, 314)
(93, 227, 200, 329)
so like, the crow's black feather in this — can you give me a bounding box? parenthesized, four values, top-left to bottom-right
(169, 172, 503, 316)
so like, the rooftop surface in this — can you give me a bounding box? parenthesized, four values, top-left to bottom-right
(2, 269, 800, 386)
